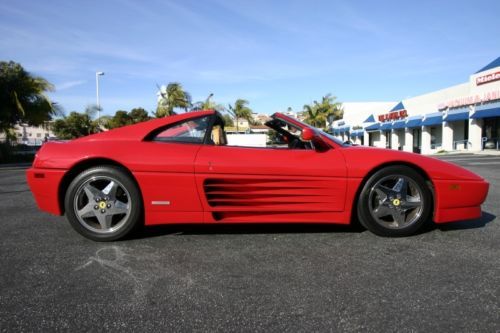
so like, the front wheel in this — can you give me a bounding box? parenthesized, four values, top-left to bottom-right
(357, 166, 432, 237)
(65, 166, 142, 241)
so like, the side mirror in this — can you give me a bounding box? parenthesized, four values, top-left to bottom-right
(301, 127, 330, 152)
(301, 128, 315, 141)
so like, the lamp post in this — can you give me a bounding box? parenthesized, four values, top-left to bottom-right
(205, 93, 214, 107)
(96, 71, 105, 126)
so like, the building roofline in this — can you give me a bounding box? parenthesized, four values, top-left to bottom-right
(475, 57, 500, 74)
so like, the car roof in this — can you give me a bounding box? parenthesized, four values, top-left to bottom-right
(74, 110, 215, 142)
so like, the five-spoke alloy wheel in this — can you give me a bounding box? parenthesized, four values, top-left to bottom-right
(65, 166, 142, 241)
(357, 165, 432, 237)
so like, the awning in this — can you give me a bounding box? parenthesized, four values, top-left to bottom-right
(350, 130, 364, 137)
(422, 112, 443, 126)
(471, 105, 500, 119)
(445, 107, 469, 122)
(380, 122, 392, 131)
(334, 126, 350, 134)
(392, 120, 406, 129)
(406, 116, 423, 128)
(364, 123, 380, 131)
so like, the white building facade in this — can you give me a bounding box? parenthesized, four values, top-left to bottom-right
(0, 122, 55, 146)
(332, 57, 500, 154)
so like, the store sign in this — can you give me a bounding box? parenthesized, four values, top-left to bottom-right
(378, 110, 408, 122)
(476, 71, 500, 85)
(438, 89, 500, 110)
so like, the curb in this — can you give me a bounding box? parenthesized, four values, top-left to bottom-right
(431, 151, 500, 157)
(0, 163, 32, 170)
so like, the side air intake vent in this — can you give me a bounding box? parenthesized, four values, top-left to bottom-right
(203, 178, 335, 208)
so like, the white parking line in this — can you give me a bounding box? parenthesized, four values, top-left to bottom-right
(435, 157, 500, 162)
(467, 161, 500, 165)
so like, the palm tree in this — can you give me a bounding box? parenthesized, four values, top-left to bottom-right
(228, 99, 253, 132)
(0, 61, 59, 136)
(303, 104, 326, 128)
(303, 94, 343, 129)
(155, 82, 192, 117)
(192, 93, 224, 112)
(316, 94, 343, 127)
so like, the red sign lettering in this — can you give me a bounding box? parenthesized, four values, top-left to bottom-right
(476, 71, 500, 85)
(378, 110, 408, 122)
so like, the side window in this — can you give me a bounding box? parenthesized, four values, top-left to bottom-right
(153, 116, 210, 144)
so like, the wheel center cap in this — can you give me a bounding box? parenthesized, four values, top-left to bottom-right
(98, 201, 107, 209)
(392, 199, 401, 206)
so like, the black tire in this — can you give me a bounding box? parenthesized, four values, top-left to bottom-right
(64, 166, 142, 241)
(357, 165, 432, 237)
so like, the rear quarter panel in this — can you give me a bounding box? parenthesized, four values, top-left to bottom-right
(30, 140, 205, 223)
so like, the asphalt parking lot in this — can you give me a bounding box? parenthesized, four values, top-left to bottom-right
(0, 154, 499, 332)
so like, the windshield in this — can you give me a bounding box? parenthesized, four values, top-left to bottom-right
(272, 112, 348, 147)
(320, 131, 350, 146)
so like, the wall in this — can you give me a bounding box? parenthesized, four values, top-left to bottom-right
(333, 102, 396, 128)
(226, 134, 267, 147)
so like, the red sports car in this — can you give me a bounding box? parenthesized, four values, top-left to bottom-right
(27, 110, 489, 241)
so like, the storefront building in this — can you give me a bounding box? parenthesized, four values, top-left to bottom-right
(332, 57, 500, 153)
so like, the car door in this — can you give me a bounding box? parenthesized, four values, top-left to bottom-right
(129, 115, 211, 224)
(194, 144, 348, 223)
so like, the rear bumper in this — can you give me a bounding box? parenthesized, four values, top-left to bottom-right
(433, 178, 489, 223)
(26, 168, 67, 216)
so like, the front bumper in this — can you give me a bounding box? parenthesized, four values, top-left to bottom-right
(433, 178, 490, 223)
(26, 168, 67, 216)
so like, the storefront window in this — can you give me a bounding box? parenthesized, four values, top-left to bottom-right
(430, 126, 442, 149)
(482, 117, 499, 149)
(368, 132, 380, 146)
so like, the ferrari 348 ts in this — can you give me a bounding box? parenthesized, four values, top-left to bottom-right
(27, 110, 489, 241)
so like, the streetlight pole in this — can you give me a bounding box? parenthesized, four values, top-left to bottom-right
(96, 71, 104, 127)
(205, 93, 214, 108)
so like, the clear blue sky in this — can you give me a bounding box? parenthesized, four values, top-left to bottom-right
(1, 0, 499, 116)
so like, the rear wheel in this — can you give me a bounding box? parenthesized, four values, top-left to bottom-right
(357, 166, 432, 237)
(65, 166, 142, 241)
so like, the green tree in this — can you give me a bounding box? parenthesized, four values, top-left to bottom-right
(0, 61, 60, 136)
(228, 99, 253, 131)
(303, 94, 343, 129)
(192, 93, 225, 112)
(106, 110, 131, 129)
(303, 104, 325, 128)
(155, 82, 191, 117)
(222, 114, 234, 127)
(129, 107, 150, 123)
(52, 111, 99, 139)
(97, 115, 113, 129)
(105, 108, 151, 129)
